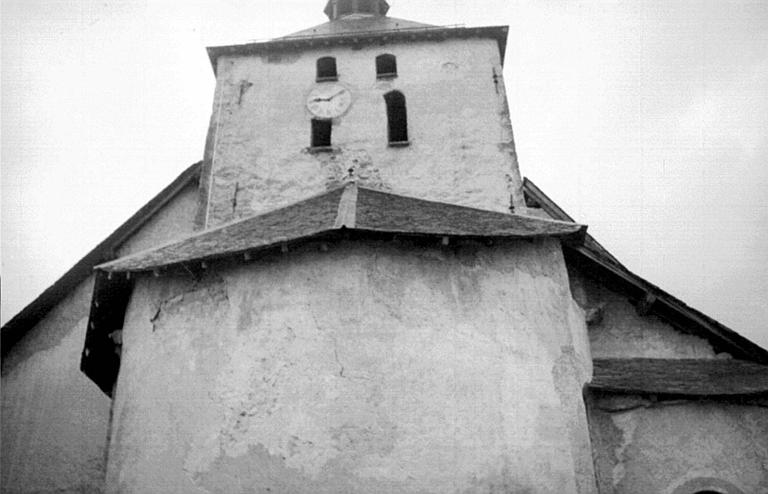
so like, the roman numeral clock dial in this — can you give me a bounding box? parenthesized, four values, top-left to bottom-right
(306, 83, 352, 119)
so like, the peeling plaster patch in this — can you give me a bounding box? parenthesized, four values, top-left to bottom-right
(111, 241, 595, 492)
(150, 276, 229, 332)
(589, 399, 768, 494)
(610, 411, 639, 487)
(318, 148, 388, 191)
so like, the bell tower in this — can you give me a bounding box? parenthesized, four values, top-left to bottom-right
(323, 0, 389, 19)
(196, 0, 525, 229)
(92, 3, 597, 493)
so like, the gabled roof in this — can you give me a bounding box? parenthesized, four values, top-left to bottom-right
(96, 183, 586, 274)
(523, 177, 768, 364)
(1, 162, 201, 360)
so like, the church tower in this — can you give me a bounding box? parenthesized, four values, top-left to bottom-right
(196, 0, 525, 229)
(83, 3, 597, 492)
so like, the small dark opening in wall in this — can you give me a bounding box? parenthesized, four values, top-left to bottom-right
(376, 54, 397, 78)
(316, 57, 338, 81)
(81, 271, 134, 397)
(384, 90, 408, 144)
(311, 119, 332, 147)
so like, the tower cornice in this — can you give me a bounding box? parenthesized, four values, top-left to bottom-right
(206, 24, 509, 75)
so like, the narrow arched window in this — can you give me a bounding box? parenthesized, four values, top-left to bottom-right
(384, 91, 408, 144)
(316, 57, 338, 81)
(376, 54, 397, 79)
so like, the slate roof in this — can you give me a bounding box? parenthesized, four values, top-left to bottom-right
(591, 358, 768, 397)
(96, 183, 586, 273)
(282, 16, 436, 39)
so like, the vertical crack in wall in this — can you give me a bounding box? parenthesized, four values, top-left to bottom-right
(237, 80, 253, 106)
(231, 182, 240, 214)
(333, 346, 345, 378)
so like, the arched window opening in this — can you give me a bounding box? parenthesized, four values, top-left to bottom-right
(316, 57, 338, 82)
(671, 478, 744, 494)
(384, 91, 408, 145)
(311, 119, 332, 148)
(376, 54, 397, 79)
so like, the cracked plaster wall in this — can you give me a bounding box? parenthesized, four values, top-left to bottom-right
(106, 238, 597, 493)
(587, 395, 768, 494)
(200, 37, 523, 228)
(1, 184, 199, 494)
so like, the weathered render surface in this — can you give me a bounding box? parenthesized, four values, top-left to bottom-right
(116, 181, 200, 257)
(0, 183, 199, 494)
(568, 268, 721, 359)
(587, 394, 768, 494)
(201, 37, 522, 227)
(106, 238, 596, 493)
(1, 277, 107, 494)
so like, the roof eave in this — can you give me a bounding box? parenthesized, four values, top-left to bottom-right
(1, 162, 202, 359)
(522, 176, 768, 364)
(206, 24, 510, 75)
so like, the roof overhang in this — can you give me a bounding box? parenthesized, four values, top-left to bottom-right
(97, 183, 585, 274)
(206, 24, 510, 75)
(523, 177, 768, 364)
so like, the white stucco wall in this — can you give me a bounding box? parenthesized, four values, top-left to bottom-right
(1, 179, 199, 494)
(202, 36, 523, 227)
(106, 238, 596, 493)
(1, 277, 108, 494)
(568, 266, 721, 359)
(588, 395, 768, 494)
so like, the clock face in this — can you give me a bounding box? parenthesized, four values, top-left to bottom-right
(306, 84, 352, 119)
